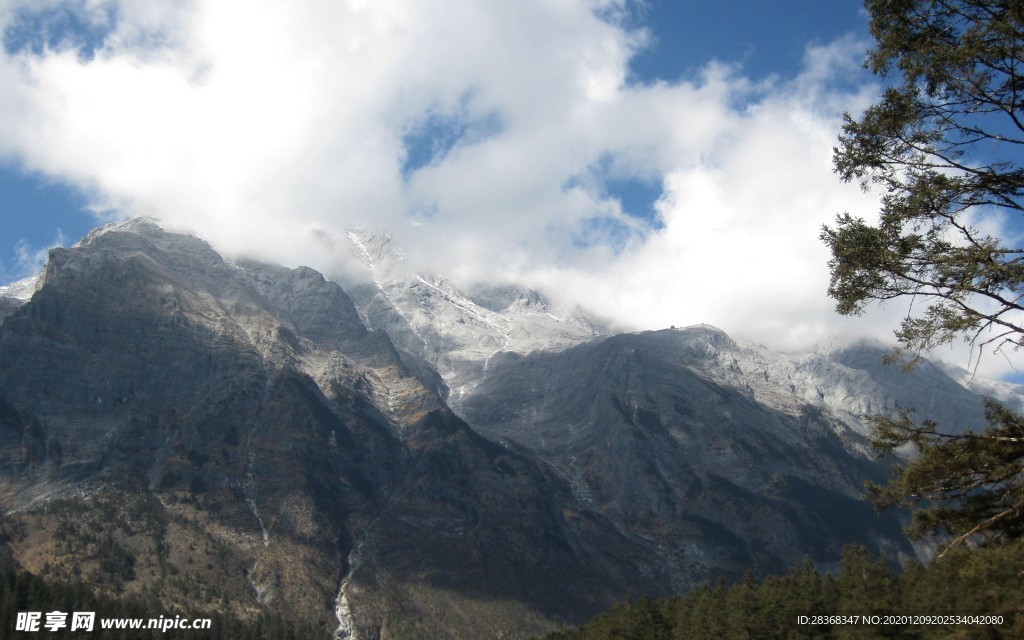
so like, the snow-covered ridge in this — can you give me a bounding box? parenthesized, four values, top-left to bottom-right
(341, 229, 606, 410)
(339, 229, 1020, 432)
(0, 274, 41, 301)
(76, 217, 167, 247)
(659, 326, 1017, 442)
(934, 359, 1024, 412)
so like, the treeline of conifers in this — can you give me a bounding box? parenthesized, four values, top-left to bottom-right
(539, 541, 1024, 640)
(0, 559, 328, 639)
(3, 541, 1022, 639)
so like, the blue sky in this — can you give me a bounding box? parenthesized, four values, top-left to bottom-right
(629, 1, 868, 81)
(0, 167, 86, 278)
(13, 0, 1011, 377)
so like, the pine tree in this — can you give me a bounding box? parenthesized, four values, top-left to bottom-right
(867, 399, 1024, 554)
(834, 546, 901, 640)
(821, 0, 1024, 552)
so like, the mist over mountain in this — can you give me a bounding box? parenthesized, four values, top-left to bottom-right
(0, 219, 1011, 639)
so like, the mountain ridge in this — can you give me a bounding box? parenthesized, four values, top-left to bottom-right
(0, 219, 669, 638)
(0, 218, 1015, 638)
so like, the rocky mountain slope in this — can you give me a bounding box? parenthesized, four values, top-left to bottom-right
(337, 230, 1013, 438)
(342, 230, 606, 413)
(458, 326, 1004, 587)
(0, 219, 1012, 639)
(0, 220, 660, 639)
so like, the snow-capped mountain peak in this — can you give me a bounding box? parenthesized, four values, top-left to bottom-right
(340, 230, 605, 408)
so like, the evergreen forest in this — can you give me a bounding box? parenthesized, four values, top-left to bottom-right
(538, 541, 1024, 640)
(0, 557, 328, 639)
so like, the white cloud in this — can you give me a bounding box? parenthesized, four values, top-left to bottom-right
(0, 0, 1016, 378)
(12, 228, 66, 277)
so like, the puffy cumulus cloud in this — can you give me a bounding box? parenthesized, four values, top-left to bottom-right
(518, 45, 895, 345)
(0, 0, 1015, 377)
(0, 0, 419, 269)
(0, 0, 649, 270)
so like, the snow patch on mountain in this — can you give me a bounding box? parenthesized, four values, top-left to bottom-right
(662, 326, 1013, 442)
(337, 230, 1022, 435)
(341, 230, 606, 411)
(0, 274, 40, 301)
(933, 359, 1024, 410)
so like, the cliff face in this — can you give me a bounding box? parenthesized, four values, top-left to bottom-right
(0, 219, 1006, 638)
(459, 328, 907, 588)
(0, 220, 660, 639)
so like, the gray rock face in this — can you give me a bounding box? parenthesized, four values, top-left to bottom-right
(458, 324, 1009, 584)
(0, 219, 671, 639)
(337, 231, 1006, 592)
(0, 219, 1013, 638)
(459, 328, 915, 589)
